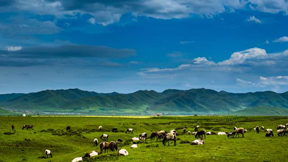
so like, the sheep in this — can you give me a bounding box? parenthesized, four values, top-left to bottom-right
(227, 132, 236, 138)
(163, 132, 176, 146)
(100, 134, 109, 141)
(66, 126, 71, 132)
(277, 129, 286, 136)
(187, 131, 191, 135)
(217, 132, 227, 135)
(131, 142, 138, 148)
(235, 128, 245, 138)
(100, 142, 110, 153)
(195, 130, 206, 139)
(194, 125, 200, 131)
(261, 126, 265, 130)
(118, 149, 128, 156)
(266, 130, 274, 137)
(109, 141, 118, 151)
(277, 125, 286, 130)
(112, 127, 118, 132)
(139, 132, 148, 141)
(191, 139, 204, 145)
(206, 132, 211, 135)
(72, 157, 83, 162)
(45, 149, 52, 158)
(183, 128, 187, 133)
(254, 126, 260, 133)
(89, 151, 99, 157)
(132, 137, 140, 143)
(93, 138, 98, 146)
(98, 126, 103, 131)
(126, 128, 133, 133)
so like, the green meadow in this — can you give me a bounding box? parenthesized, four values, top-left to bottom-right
(0, 116, 288, 162)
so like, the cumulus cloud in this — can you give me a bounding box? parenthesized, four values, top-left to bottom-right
(274, 36, 288, 42)
(88, 18, 96, 24)
(246, 16, 262, 23)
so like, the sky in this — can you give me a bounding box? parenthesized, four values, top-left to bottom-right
(1, 0, 288, 94)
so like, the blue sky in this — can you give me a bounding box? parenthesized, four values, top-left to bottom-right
(1, 0, 288, 94)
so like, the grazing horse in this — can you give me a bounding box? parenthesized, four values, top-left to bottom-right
(163, 133, 176, 146)
(156, 130, 166, 141)
(22, 125, 27, 130)
(100, 142, 110, 153)
(150, 132, 158, 139)
(66, 126, 71, 132)
(277, 129, 286, 136)
(27, 125, 33, 130)
(235, 128, 245, 138)
(109, 141, 118, 151)
(195, 130, 206, 139)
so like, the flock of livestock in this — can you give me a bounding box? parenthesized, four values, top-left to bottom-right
(15, 122, 288, 162)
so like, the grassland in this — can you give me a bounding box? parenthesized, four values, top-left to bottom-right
(0, 116, 288, 162)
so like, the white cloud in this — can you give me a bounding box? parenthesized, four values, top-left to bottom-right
(88, 18, 96, 24)
(218, 48, 267, 65)
(167, 51, 183, 57)
(193, 57, 215, 65)
(246, 16, 262, 23)
(5, 46, 22, 51)
(260, 76, 288, 86)
(180, 41, 193, 44)
(274, 36, 288, 42)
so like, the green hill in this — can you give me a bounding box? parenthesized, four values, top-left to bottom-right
(1, 88, 288, 115)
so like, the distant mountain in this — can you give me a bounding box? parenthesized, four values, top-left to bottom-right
(1, 88, 288, 115)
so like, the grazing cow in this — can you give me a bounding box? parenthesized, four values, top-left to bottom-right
(109, 141, 118, 151)
(98, 126, 103, 131)
(191, 139, 204, 145)
(277, 125, 286, 130)
(100, 134, 109, 141)
(139, 132, 148, 141)
(255, 126, 260, 133)
(126, 128, 133, 133)
(11, 125, 14, 131)
(235, 128, 245, 138)
(195, 130, 206, 139)
(66, 126, 71, 132)
(93, 138, 98, 146)
(227, 132, 236, 138)
(117, 139, 123, 143)
(131, 142, 137, 148)
(163, 132, 176, 146)
(217, 132, 226, 135)
(277, 129, 286, 136)
(45, 149, 52, 158)
(118, 149, 128, 156)
(112, 127, 118, 132)
(194, 125, 200, 131)
(100, 142, 110, 153)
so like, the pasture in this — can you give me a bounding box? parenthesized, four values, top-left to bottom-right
(0, 116, 288, 162)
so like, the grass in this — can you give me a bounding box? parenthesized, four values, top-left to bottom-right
(0, 116, 288, 162)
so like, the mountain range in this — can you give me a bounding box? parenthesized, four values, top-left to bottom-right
(1, 88, 288, 115)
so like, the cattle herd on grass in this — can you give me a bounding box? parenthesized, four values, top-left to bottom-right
(11, 122, 288, 161)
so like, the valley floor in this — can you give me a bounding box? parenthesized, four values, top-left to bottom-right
(0, 116, 288, 162)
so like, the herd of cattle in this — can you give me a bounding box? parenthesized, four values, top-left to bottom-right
(15, 122, 288, 162)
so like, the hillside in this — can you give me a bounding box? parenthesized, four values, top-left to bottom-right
(0, 88, 288, 115)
